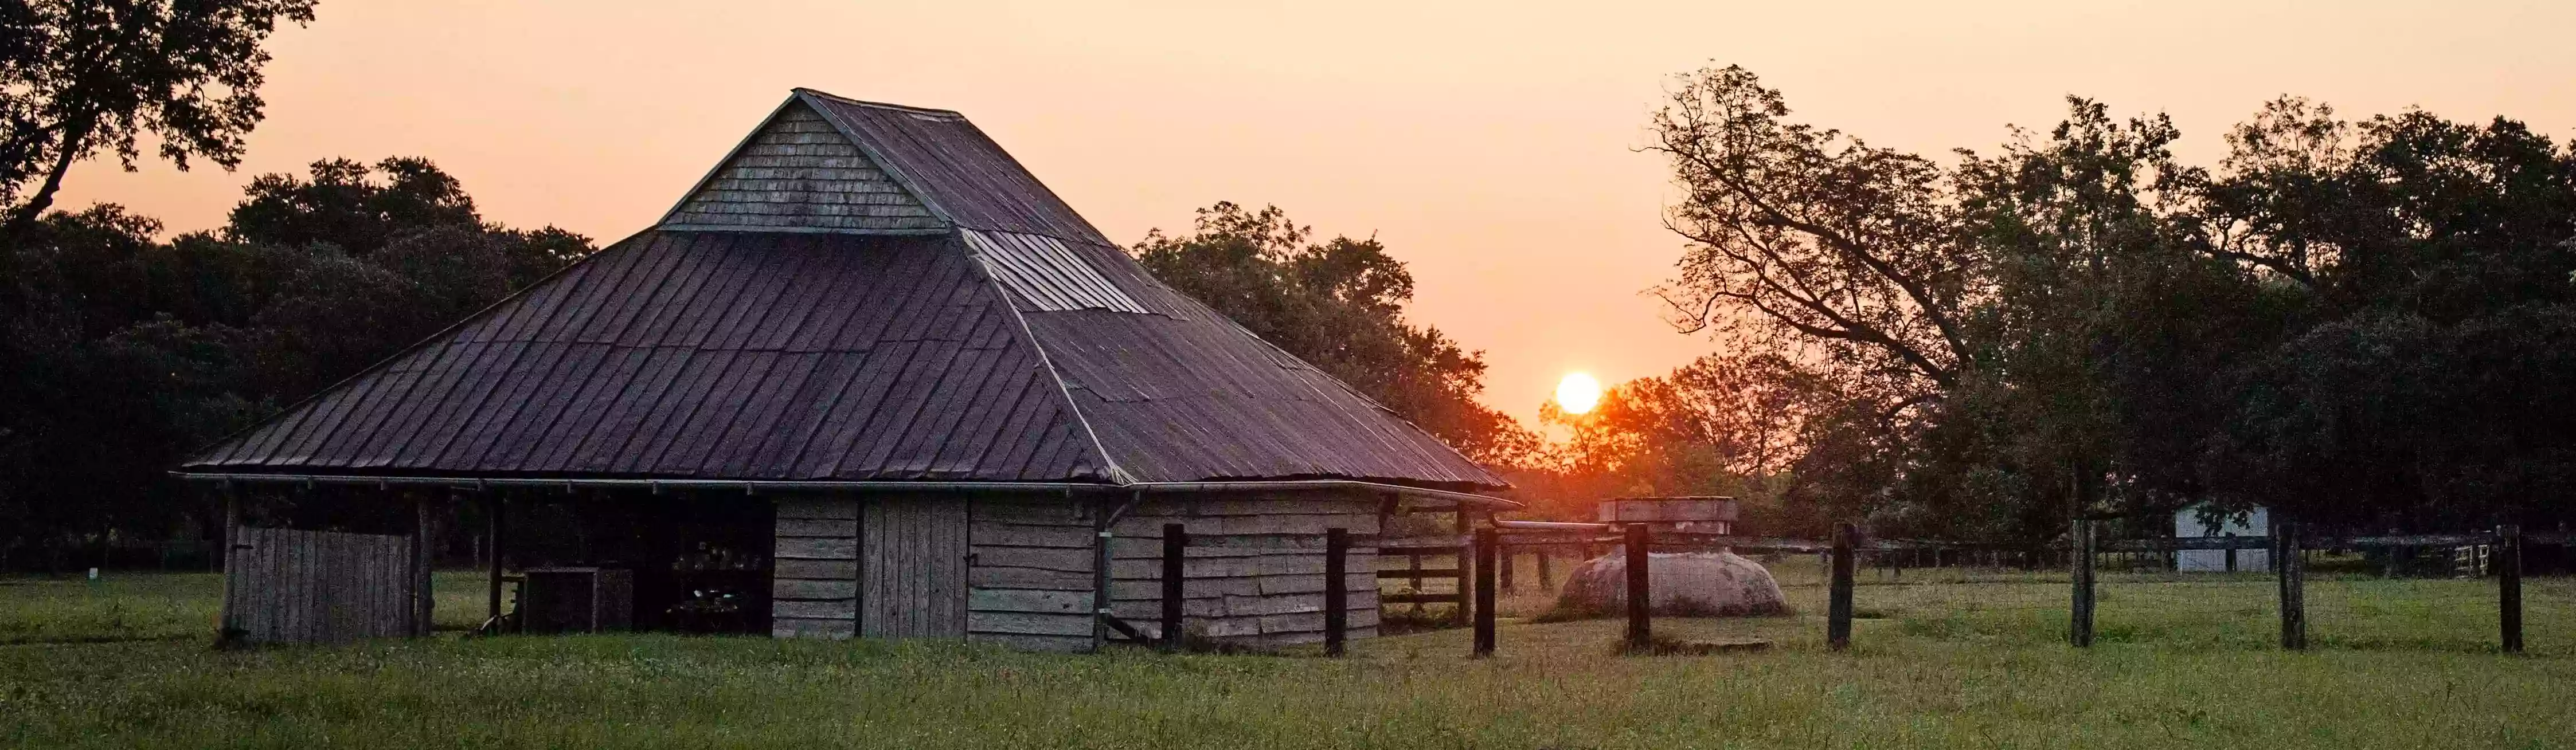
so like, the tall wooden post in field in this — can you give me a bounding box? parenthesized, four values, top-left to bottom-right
(1624, 523, 1652, 651)
(1828, 523, 1856, 651)
(2499, 524, 2523, 654)
(2070, 519, 2095, 648)
(1473, 527, 1497, 657)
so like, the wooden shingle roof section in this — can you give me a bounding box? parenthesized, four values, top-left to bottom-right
(183, 89, 1507, 490)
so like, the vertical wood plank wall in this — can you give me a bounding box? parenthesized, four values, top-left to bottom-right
(221, 527, 420, 645)
(772, 497, 860, 638)
(862, 498, 970, 638)
(1108, 492, 1383, 648)
(965, 497, 1098, 651)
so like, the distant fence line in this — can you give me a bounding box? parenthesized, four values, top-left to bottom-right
(1356, 521, 2558, 658)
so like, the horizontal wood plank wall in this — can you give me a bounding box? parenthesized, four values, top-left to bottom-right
(222, 527, 418, 645)
(772, 497, 859, 639)
(965, 497, 1097, 652)
(862, 497, 969, 639)
(1109, 492, 1382, 649)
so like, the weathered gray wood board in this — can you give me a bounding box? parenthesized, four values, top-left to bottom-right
(863, 497, 969, 638)
(222, 527, 421, 645)
(1107, 492, 1383, 647)
(772, 497, 859, 639)
(965, 498, 1096, 651)
(662, 100, 943, 233)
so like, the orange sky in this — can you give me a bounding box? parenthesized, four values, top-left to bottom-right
(56, 0, 2576, 422)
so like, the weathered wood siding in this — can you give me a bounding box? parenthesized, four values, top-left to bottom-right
(965, 497, 1097, 651)
(862, 497, 969, 638)
(662, 101, 943, 233)
(222, 527, 421, 645)
(772, 497, 859, 638)
(1109, 492, 1383, 648)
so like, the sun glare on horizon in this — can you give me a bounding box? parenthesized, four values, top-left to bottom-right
(1555, 372, 1602, 415)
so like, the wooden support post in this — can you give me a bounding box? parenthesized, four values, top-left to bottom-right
(1473, 527, 1498, 657)
(2070, 519, 2094, 648)
(2225, 533, 2238, 573)
(1624, 523, 1651, 651)
(2499, 524, 2523, 654)
(217, 484, 241, 641)
(1536, 548, 1554, 591)
(1828, 523, 1856, 651)
(486, 490, 507, 631)
(1161, 523, 1186, 651)
(2277, 520, 2306, 650)
(1498, 541, 1515, 593)
(1407, 550, 1424, 615)
(413, 493, 435, 637)
(1325, 528, 1349, 657)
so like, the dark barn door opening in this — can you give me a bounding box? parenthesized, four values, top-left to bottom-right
(516, 489, 775, 634)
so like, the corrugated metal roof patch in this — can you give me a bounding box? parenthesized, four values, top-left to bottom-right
(961, 229, 1150, 314)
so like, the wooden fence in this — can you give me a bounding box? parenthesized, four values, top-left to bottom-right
(222, 527, 429, 645)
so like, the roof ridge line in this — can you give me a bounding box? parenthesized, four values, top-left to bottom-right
(955, 233, 1134, 484)
(792, 88, 965, 119)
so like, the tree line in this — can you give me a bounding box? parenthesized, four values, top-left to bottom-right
(1527, 66, 2576, 541)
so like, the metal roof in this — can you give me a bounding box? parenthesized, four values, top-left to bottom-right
(181, 90, 1507, 490)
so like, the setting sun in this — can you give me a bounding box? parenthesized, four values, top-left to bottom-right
(1555, 372, 1602, 414)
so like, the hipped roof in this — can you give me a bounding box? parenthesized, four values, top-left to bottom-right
(182, 90, 1507, 490)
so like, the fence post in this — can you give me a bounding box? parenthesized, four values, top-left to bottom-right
(1161, 523, 1186, 651)
(2499, 524, 2523, 654)
(1474, 527, 1498, 657)
(1325, 527, 1348, 657)
(2277, 520, 2305, 650)
(1537, 548, 1554, 590)
(1828, 523, 1855, 650)
(2070, 519, 2095, 647)
(1624, 523, 1652, 651)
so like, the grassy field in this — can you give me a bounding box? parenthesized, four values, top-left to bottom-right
(3, 567, 2570, 749)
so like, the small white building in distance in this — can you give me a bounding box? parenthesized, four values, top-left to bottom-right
(2175, 504, 2270, 572)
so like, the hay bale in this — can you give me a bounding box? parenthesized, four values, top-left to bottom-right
(1555, 549, 1788, 617)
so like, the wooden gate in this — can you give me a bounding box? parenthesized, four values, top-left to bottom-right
(861, 499, 968, 638)
(222, 527, 428, 645)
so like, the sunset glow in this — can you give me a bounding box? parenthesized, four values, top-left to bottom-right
(1556, 372, 1602, 415)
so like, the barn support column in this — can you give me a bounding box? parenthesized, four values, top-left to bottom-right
(217, 482, 241, 644)
(486, 489, 507, 633)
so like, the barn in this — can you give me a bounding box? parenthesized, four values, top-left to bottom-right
(177, 89, 1513, 650)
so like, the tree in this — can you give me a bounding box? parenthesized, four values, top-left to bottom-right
(0, 157, 589, 562)
(0, 0, 318, 230)
(1133, 202, 1537, 466)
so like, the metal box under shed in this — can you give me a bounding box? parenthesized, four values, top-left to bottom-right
(522, 567, 634, 633)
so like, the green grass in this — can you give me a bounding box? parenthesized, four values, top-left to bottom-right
(0, 571, 496, 644)
(3, 570, 2571, 748)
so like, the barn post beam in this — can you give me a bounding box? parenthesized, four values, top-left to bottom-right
(485, 489, 508, 635)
